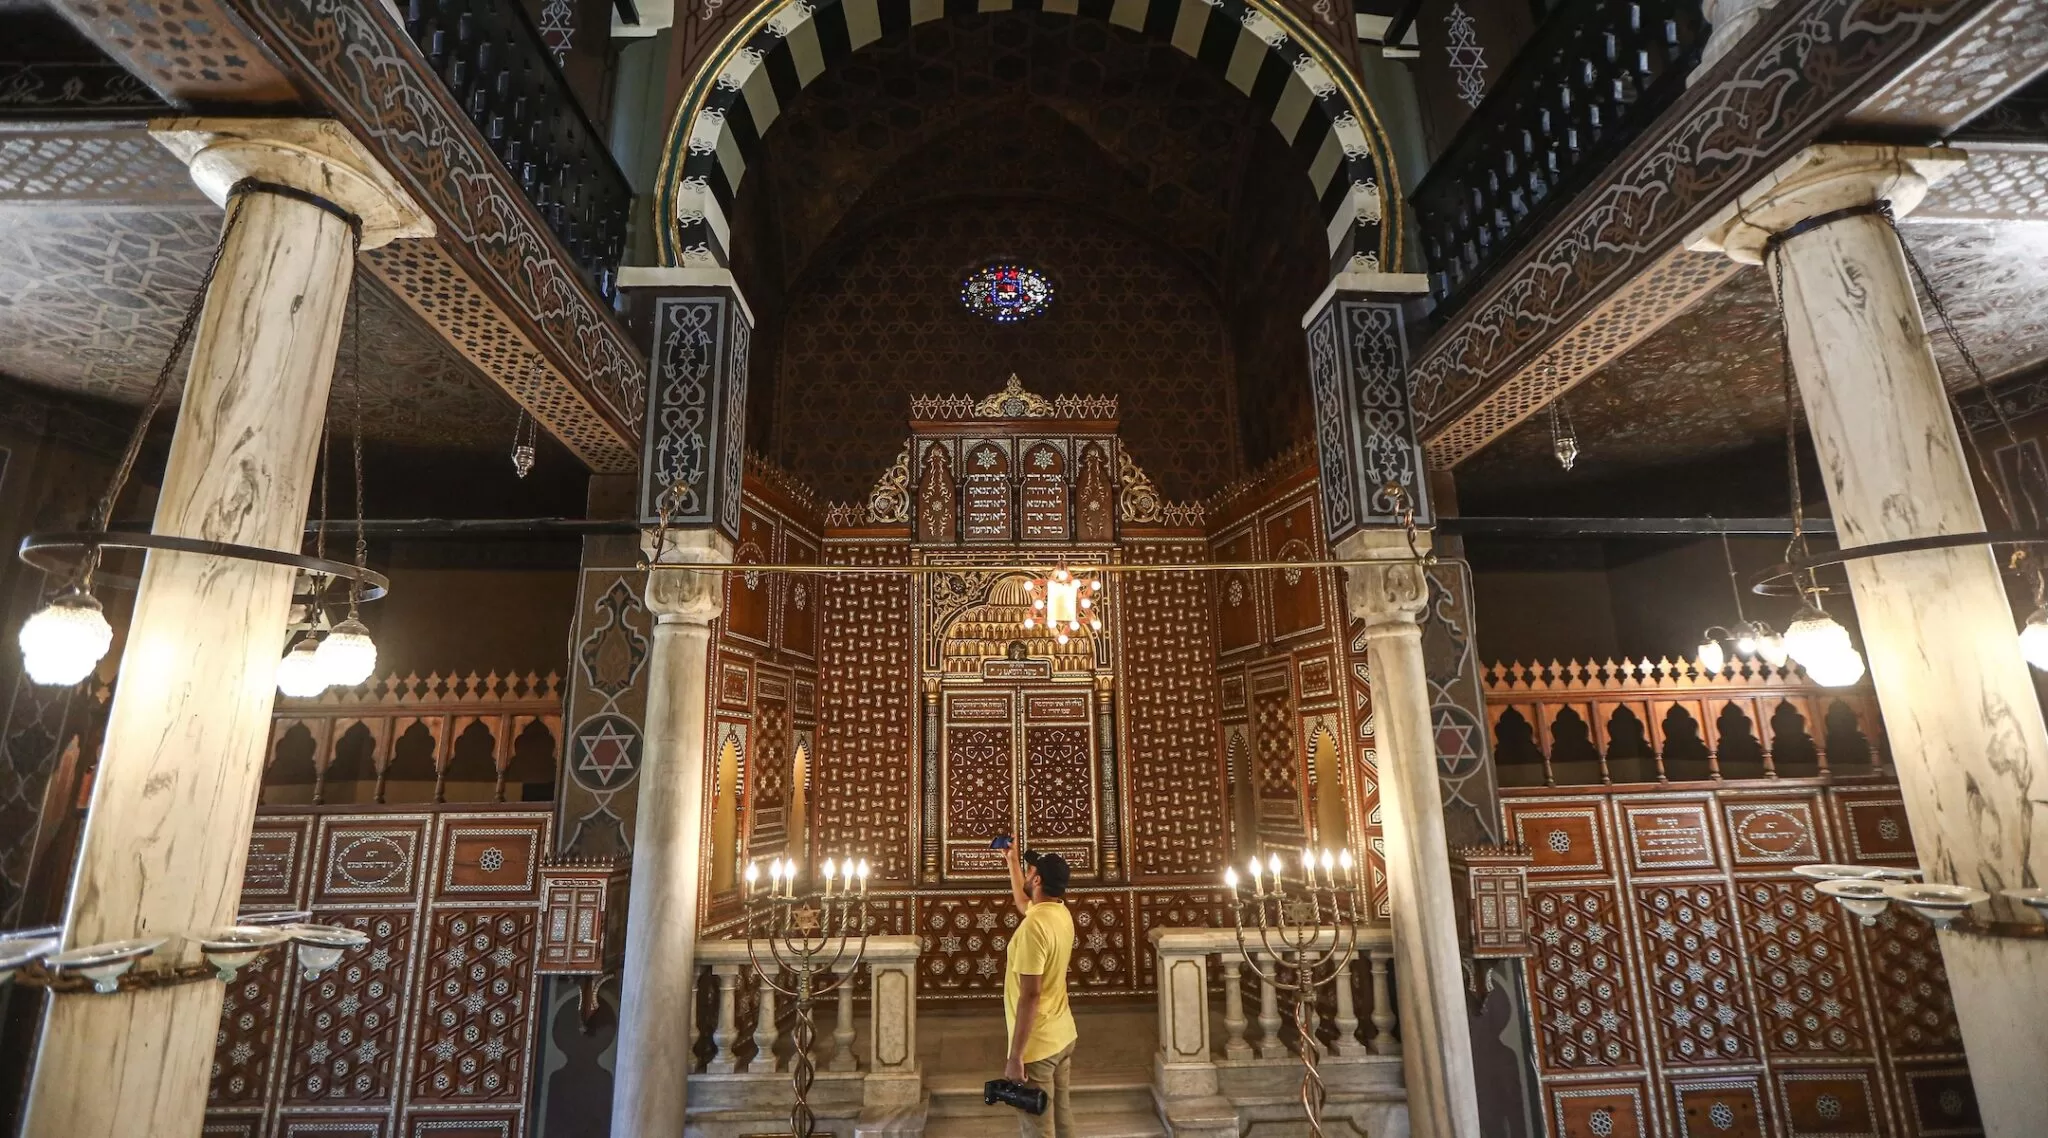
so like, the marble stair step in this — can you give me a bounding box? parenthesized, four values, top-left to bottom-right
(924, 1108, 1166, 1138)
(926, 1076, 1153, 1118)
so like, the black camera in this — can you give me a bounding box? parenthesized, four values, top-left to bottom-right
(984, 1078, 1048, 1115)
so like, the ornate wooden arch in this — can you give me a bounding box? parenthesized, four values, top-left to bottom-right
(654, 0, 1403, 276)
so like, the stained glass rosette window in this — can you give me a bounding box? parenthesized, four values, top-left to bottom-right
(960, 264, 1053, 323)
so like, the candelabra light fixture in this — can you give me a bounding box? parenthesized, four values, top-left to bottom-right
(0, 910, 369, 997)
(1222, 847, 1364, 1138)
(743, 854, 873, 1138)
(1696, 533, 1789, 674)
(15, 183, 388, 693)
(1023, 565, 1101, 645)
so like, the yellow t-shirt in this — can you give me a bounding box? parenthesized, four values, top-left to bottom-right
(1003, 900, 1077, 1064)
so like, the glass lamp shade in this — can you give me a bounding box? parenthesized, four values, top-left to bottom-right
(18, 591, 113, 686)
(315, 617, 377, 687)
(1696, 637, 1726, 674)
(1804, 650, 1867, 687)
(1756, 633, 1790, 668)
(2022, 608, 2048, 672)
(1785, 606, 1865, 687)
(276, 636, 329, 698)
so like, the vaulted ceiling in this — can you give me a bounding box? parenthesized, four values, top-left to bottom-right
(727, 10, 1333, 504)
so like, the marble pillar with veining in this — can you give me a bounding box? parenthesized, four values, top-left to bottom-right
(23, 118, 430, 1138)
(1692, 143, 2048, 1136)
(1338, 529, 1482, 1138)
(610, 530, 730, 1138)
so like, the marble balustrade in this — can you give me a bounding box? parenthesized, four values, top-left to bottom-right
(1150, 926, 1409, 1138)
(685, 935, 923, 1138)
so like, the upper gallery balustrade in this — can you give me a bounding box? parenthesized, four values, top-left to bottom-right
(1409, 0, 1708, 313)
(402, 0, 630, 299)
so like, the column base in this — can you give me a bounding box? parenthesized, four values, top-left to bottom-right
(1938, 931, 2048, 1138)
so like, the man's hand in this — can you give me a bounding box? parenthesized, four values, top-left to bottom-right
(1002, 842, 1020, 875)
(1004, 1055, 1026, 1084)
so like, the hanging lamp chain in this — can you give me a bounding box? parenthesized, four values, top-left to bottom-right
(1765, 248, 1823, 610)
(1873, 201, 2048, 594)
(348, 276, 368, 620)
(81, 179, 263, 590)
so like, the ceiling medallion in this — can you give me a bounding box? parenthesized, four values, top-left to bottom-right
(960, 264, 1054, 323)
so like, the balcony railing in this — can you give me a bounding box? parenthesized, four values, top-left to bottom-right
(403, 0, 630, 299)
(1411, 0, 1707, 313)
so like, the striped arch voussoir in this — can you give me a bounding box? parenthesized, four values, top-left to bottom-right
(659, 0, 1396, 277)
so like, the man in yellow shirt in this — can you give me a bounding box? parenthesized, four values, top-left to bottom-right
(1002, 844, 1076, 1138)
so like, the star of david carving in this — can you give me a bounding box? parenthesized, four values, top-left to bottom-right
(1434, 715, 1476, 761)
(792, 906, 823, 933)
(577, 721, 638, 785)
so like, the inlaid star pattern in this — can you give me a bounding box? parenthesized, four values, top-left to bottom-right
(576, 721, 638, 786)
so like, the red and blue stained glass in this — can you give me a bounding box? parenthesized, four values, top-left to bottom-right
(961, 264, 1053, 323)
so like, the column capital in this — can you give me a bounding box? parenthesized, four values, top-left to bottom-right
(641, 528, 732, 626)
(1334, 530, 1432, 630)
(1686, 144, 1966, 265)
(150, 117, 433, 249)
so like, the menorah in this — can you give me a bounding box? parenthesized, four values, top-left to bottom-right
(1223, 847, 1364, 1138)
(742, 855, 872, 1138)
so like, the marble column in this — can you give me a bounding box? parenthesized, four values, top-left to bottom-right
(1691, 144, 2048, 1137)
(23, 119, 429, 1138)
(611, 529, 730, 1137)
(1337, 530, 1481, 1138)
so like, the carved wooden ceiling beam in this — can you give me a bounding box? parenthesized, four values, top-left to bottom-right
(43, 0, 645, 473)
(1412, 0, 2048, 471)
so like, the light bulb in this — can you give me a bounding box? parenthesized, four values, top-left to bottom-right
(1338, 849, 1354, 872)
(1805, 649, 1867, 687)
(857, 859, 870, 880)
(1054, 568, 1069, 581)
(1022, 617, 1035, 629)
(1056, 632, 1069, 645)
(823, 857, 836, 881)
(276, 636, 328, 698)
(745, 862, 759, 884)
(1267, 853, 1282, 877)
(1080, 597, 1093, 610)
(18, 590, 112, 686)
(1696, 637, 1726, 674)
(1320, 850, 1335, 872)
(1756, 633, 1789, 668)
(770, 859, 785, 882)
(1224, 867, 1239, 889)
(1089, 618, 1101, 631)
(2022, 608, 2048, 672)
(1032, 599, 1045, 610)
(315, 616, 377, 687)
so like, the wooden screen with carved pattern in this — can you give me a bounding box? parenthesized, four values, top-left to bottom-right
(1506, 780, 1979, 1138)
(937, 685, 1100, 879)
(207, 806, 554, 1138)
